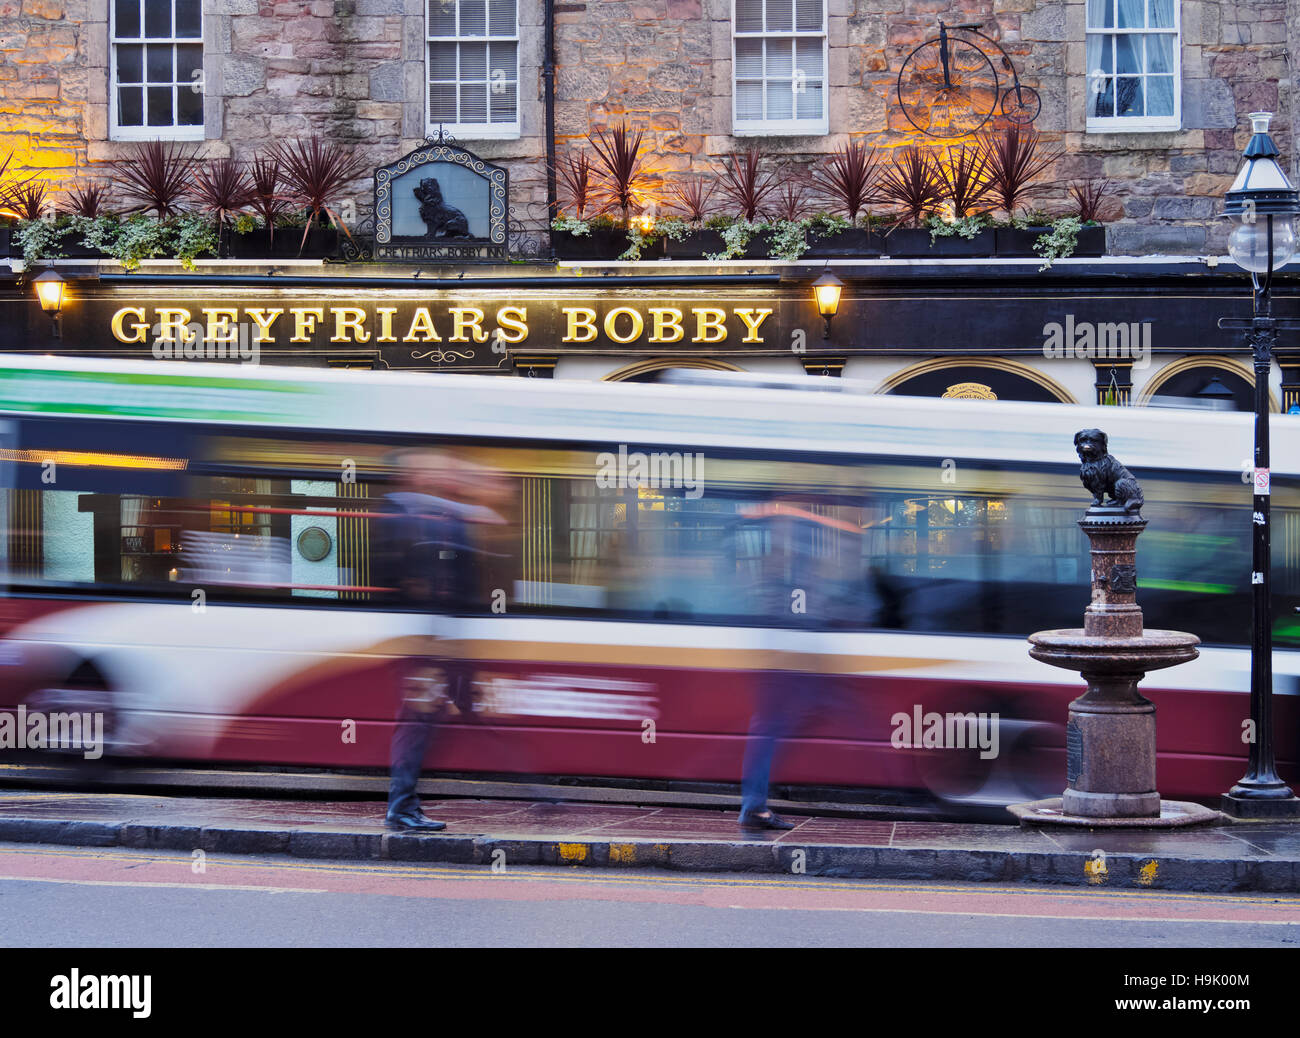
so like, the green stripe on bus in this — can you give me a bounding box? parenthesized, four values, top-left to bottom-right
(1136, 578, 1234, 594)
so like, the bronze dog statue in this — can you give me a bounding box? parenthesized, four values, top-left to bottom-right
(1075, 428, 1144, 514)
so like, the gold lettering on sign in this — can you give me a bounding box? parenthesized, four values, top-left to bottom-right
(405, 307, 442, 342)
(246, 308, 284, 343)
(330, 307, 370, 343)
(111, 307, 149, 344)
(691, 308, 727, 344)
(649, 308, 684, 343)
(563, 308, 598, 343)
(604, 307, 644, 344)
(496, 306, 528, 344)
(155, 308, 193, 343)
(941, 382, 998, 400)
(202, 308, 239, 344)
(449, 308, 488, 343)
(289, 308, 324, 343)
(735, 308, 773, 343)
(374, 307, 398, 342)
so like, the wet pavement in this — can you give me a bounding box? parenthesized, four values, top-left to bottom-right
(2, 789, 1300, 893)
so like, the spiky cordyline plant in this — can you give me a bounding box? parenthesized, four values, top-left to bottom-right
(771, 177, 813, 222)
(1069, 178, 1116, 223)
(812, 139, 882, 226)
(110, 139, 199, 218)
(877, 146, 942, 228)
(666, 177, 715, 225)
(980, 125, 1062, 218)
(556, 149, 598, 219)
(193, 158, 253, 229)
(273, 137, 368, 252)
(247, 154, 291, 245)
(935, 140, 994, 219)
(588, 121, 653, 224)
(62, 181, 112, 218)
(716, 147, 776, 222)
(7, 180, 49, 222)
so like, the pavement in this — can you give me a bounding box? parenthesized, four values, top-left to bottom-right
(4, 790, 1300, 894)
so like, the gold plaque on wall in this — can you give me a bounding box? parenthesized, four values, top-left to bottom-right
(942, 382, 997, 400)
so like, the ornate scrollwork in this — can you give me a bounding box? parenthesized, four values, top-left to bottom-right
(338, 216, 375, 262)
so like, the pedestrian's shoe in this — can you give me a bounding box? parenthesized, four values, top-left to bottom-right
(738, 810, 796, 831)
(385, 811, 447, 832)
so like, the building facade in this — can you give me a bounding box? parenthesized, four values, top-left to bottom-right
(1, 0, 1298, 411)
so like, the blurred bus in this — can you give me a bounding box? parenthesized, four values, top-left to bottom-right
(0, 356, 1295, 806)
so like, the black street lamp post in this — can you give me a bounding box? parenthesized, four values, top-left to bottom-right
(1218, 112, 1300, 818)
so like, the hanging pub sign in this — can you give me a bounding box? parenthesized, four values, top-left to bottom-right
(372, 136, 507, 262)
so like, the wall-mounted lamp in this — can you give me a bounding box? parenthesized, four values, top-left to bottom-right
(33, 269, 65, 339)
(812, 271, 843, 340)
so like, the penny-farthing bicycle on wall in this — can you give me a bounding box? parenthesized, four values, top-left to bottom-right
(896, 21, 1042, 138)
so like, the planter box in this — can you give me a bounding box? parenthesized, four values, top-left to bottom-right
(994, 224, 1107, 258)
(666, 229, 724, 259)
(230, 226, 338, 259)
(552, 226, 667, 261)
(883, 227, 995, 258)
(806, 226, 885, 258)
(61, 240, 112, 259)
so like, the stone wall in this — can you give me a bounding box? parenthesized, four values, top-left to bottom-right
(0, 0, 1294, 252)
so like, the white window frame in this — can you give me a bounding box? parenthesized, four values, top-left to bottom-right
(732, 0, 829, 137)
(425, 0, 521, 141)
(1085, 0, 1181, 133)
(109, 0, 205, 141)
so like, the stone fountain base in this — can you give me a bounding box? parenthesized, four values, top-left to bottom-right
(1009, 797, 1221, 828)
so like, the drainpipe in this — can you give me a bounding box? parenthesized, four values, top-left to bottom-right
(543, 0, 557, 259)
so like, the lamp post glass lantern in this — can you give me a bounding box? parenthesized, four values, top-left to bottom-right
(1219, 112, 1300, 816)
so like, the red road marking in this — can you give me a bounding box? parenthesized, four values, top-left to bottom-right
(1, 846, 1298, 925)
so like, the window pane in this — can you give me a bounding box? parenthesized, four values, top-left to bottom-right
(175, 0, 200, 37)
(1090, 76, 1114, 117)
(794, 0, 821, 32)
(118, 85, 144, 125)
(795, 80, 822, 119)
(146, 43, 173, 83)
(735, 0, 762, 32)
(1146, 33, 1173, 73)
(765, 0, 793, 32)
(735, 80, 763, 120)
(1086, 0, 1111, 29)
(144, 0, 170, 38)
(1115, 76, 1142, 115)
(176, 44, 201, 88)
(490, 81, 517, 122)
(116, 42, 143, 82)
(1148, 0, 1174, 28)
(487, 0, 515, 36)
(429, 81, 457, 121)
(1146, 74, 1174, 116)
(766, 39, 792, 78)
(766, 80, 793, 120)
(146, 85, 174, 125)
(1086, 32, 1110, 75)
(460, 81, 487, 122)
(1116, 34, 1141, 73)
(488, 40, 514, 74)
(177, 80, 203, 124)
(795, 37, 822, 75)
(115, 0, 140, 38)
(460, 0, 486, 36)
(460, 40, 486, 78)
(735, 37, 762, 77)
(429, 41, 457, 79)
(1117, 0, 1142, 28)
(428, 0, 456, 35)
